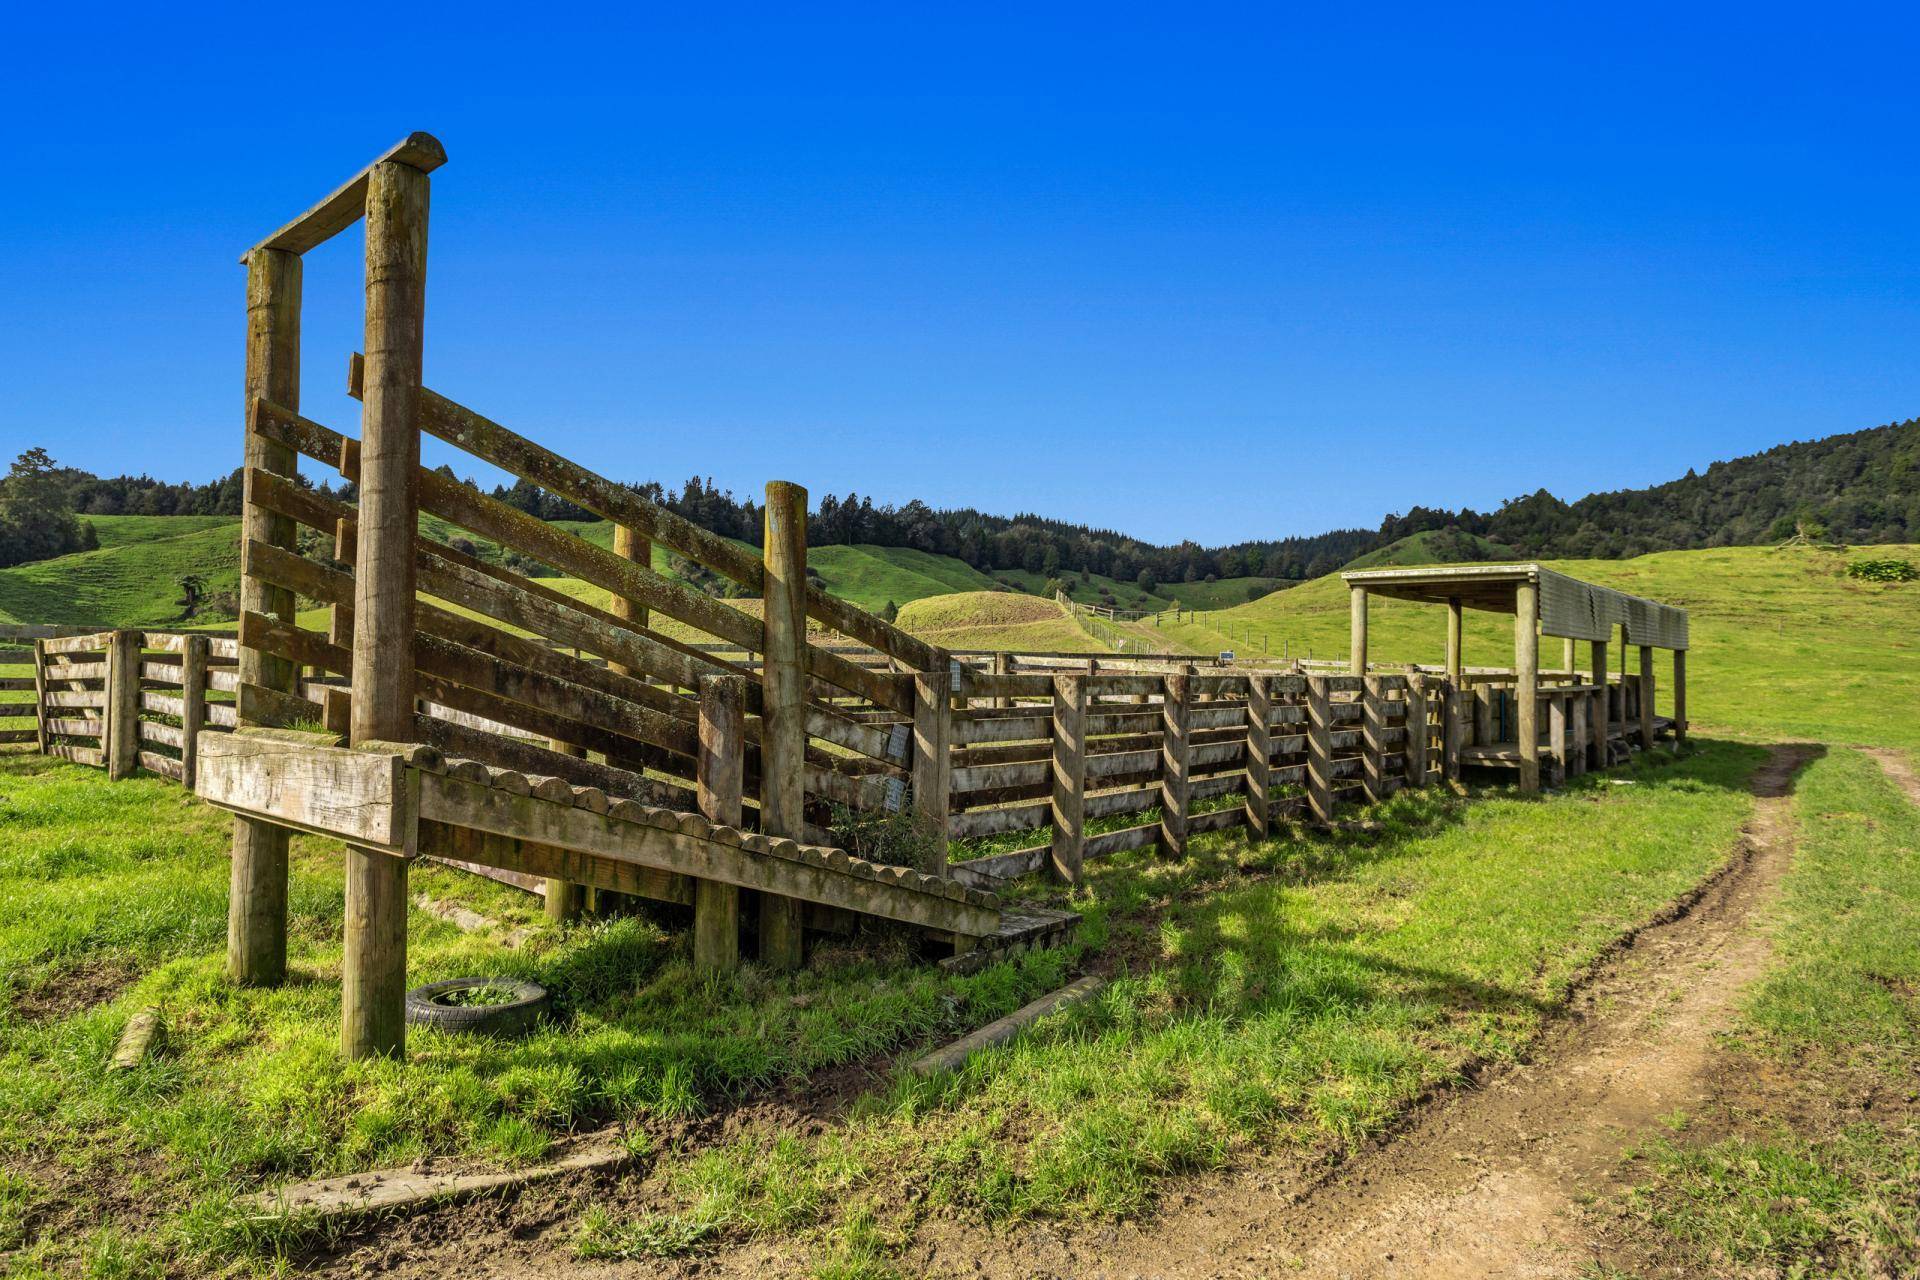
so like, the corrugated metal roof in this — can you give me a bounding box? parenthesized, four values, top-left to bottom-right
(1341, 563, 1689, 649)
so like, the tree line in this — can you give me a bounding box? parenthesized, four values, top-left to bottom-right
(9, 413, 1917, 577)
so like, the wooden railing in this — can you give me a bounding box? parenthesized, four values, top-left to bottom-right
(2, 626, 237, 785)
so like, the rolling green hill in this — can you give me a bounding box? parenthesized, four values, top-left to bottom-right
(896, 592, 1101, 652)
(0, 523, 242, 628)
(1155, 544, 1920, 749)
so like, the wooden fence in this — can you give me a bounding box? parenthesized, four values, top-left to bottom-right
(2, 625, 238, 785)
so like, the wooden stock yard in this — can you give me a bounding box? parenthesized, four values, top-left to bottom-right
(1, 136, 1693, 1063)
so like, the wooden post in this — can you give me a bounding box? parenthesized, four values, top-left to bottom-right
(1561, 636, 1575, 674)
(329, 517, 356, 650)
(1349, 586, 1368, 675)
(1672, 649, 1687, 750)
(1445, 596, 1464, 685)
(911, 672, 952, 874)
(342, 157, 430, 1060)
(1049, 674, 1087, 884)
(1306, 675, 1334, 824)
(694, 674, 745, 971)
(1244, 673, 1271, 837)
(1473, 683, 1492, 747)
(1590, 639, 1609, 768)
(1638, 645, 1656, 752)
(991, 651, 1012, 710)
(543, 738, 587, 925)
(1568, 688, 1588, 779)
(1547, 693, 1568, 786)
(105, 630, 139, 780)
(181, 635, 209, 790)
(1443, 678, 1464, 782)
(1361, 675, 1387, 802)
(1158, 673, 1191, 858)
(758, 480, 808, 969)
(1514, 581, 1540, 794)
(229, 244, 302, 988)
(1405, 673, 1428, 788)
(31, 638, 49, 756)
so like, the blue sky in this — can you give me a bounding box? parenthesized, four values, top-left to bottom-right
(2, 4, 1916, 544)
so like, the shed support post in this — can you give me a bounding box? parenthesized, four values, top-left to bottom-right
(1349, 586, 1368, 675)
(1638, 645, 1656, 752)
(912, 672, 952, 875)
(342, 157, 430, 1060)
(228, 246, 302, 988)
(1547, 694, 1568, 787)
(1515, 581, 1540, 794)
(1158, 673, 1192, 857)
(1672, 649, 1687, 751)
(694, 674, 745, 971)
(1590, 638, 1610, 767)
(758, 480, 808, 970)
(1244, 673, 1271, 837)
(1049, 674, 1087, 884)
(1445, 595, 1463, 685)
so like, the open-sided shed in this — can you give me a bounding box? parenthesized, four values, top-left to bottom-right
(1341, 564, 1689, 792)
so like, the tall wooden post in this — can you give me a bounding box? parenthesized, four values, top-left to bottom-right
(606, 524, 655, 776)
(911, 672, 952, 874)
(181, 635, 209, 790)
(1349, 586, 1368, 675)
(1561, 636, 1575, 674)
(695, 674, 744, 971)
(1244, 673, 1271, 837)
(1638, 645, 1656, 752)
(1672, 649, 1687, 750)
(104, 630, 140, 780)
(1306, 676, 1335, 823)
(1547, 694, 1568, 786)
(342, 158, 430, 1060)
(991, 651, 1012, 710)
(228, 246, 301, 987)
(1568, 689, 1588, 779)
(1158, 673, 1191, 858)
(1514, 581, 1540, 794)
(759, 481, 808, 969)
(1590, 638, 1609, 767)
(1049, 674, 1087, 884)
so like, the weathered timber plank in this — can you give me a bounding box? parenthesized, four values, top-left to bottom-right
(196, 733, 415, 854)
(243, 132, 446, 261)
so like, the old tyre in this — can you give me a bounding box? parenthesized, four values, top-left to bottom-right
(404, 977, 551, 1037)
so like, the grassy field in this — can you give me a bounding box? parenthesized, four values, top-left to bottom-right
(0, 524, 243, 629)
(1338, 528, 1519, 570)
(895, 591, 1099, 652)
(1603, 748, 1920, 1275)
(1156, 544, 1920, 749)
(80, 515, 238, 550)
(0, 737, 1763, 1275)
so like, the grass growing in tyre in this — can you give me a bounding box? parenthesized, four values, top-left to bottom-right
(1607, 748, 1920, 1276)
(0, 743, 1763, 1275)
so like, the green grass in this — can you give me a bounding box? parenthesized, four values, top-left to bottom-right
(0, 524, 243, 628)
(79, 515, 239, 550)
(1157, 544, 1920, 749)
(895, 591, 1100, 652)
(0, 739, 1764, 1273)
(1613, 749, 1920, 1275)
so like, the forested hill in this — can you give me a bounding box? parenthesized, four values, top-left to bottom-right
(10, 415, 1919, 580)
(1386, 416, 1920, 559)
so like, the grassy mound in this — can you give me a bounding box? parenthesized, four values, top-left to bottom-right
(896, 591, 1100, 651)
